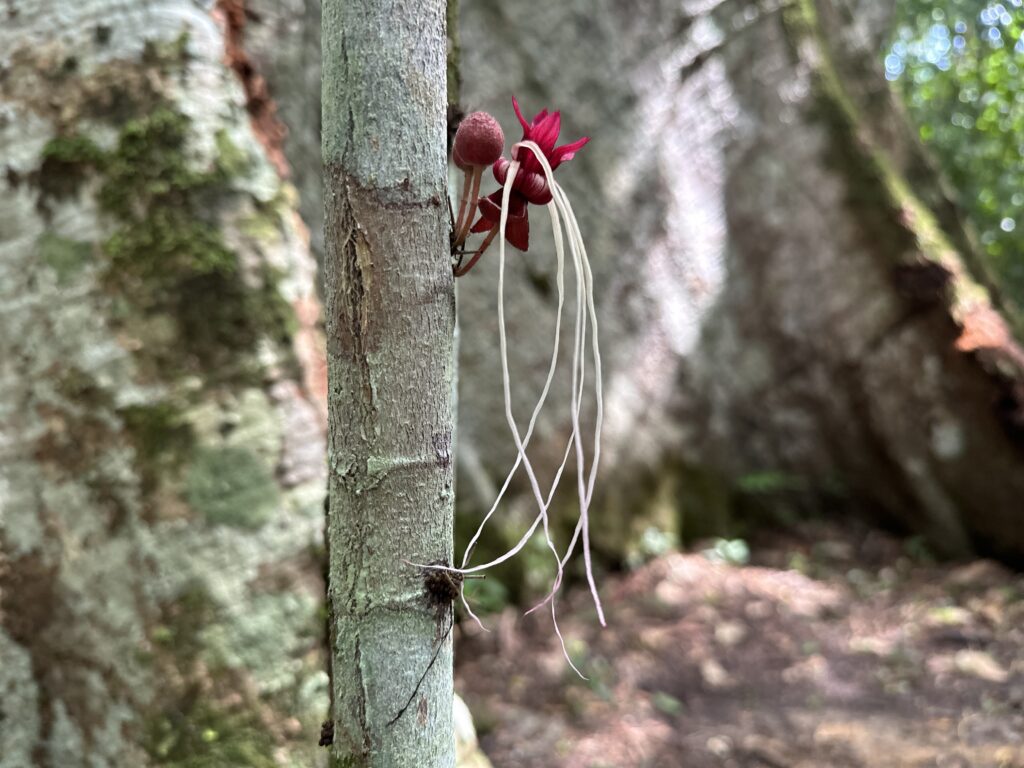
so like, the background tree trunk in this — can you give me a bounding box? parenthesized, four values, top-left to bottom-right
(449, 0, 1024, 566)
(322, 0, 455, 765)
(0, 1, 329, 764)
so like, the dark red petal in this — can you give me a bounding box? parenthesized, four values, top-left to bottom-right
(475, 188, 529, 248)
(527, 118, 552, 156)
(506, 191, 528, 218)
(493, 157, 510, 184)
(476, 189, 528, 225)
(515, 171, 551, 205)
(550, 135, 590, 168)
(512, 96, 530, 133)
(476, 190, 503, 223)
(536, 112, 562, 155)
(504, 211, 530, 251)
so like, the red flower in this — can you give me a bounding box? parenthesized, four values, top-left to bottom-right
(470, 97, 589, 251)
(509, 96, 590, 177)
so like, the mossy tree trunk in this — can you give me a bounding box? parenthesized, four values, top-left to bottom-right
(321, 0, 455, 766)
(0, 1, 329, 766)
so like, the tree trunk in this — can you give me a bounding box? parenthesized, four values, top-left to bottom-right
(0, 1, 329, 765)
(322, 0, 455, 766)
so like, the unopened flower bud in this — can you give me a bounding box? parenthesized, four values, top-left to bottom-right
(453, 111, 505, 168)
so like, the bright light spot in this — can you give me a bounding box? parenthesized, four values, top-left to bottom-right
(885, 53, 905, 79)
(1001, 217, 1017, 232)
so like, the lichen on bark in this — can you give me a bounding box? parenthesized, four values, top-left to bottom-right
(39, 104, 296, 386)
(1, 4, 329, 765)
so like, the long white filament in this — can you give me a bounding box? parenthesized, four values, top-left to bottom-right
(460, 193, 568, 571)
(513, 141, 605, 626)
(493, 160, 590, 677)
(525, 166, 605, 623)
(413, 139, 605, 670)
(454, 183, 570, 633)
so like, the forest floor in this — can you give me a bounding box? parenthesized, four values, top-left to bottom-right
(455, 520, 1024, 768)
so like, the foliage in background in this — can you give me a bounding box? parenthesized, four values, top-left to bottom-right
(887, 0, 1024, 304)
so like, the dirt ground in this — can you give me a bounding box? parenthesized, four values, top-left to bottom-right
(454, 521, 1024, 768)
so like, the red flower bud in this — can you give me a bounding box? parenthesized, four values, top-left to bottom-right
(465, 97, 589, 256)
(453, 111, 505, 167)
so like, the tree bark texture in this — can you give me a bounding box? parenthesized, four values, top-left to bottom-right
(0, 1, 329, 765)
(322, 0, 455, 766)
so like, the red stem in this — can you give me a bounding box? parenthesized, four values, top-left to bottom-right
(454, 167, 484, 248)
(452, 168, 473, 243)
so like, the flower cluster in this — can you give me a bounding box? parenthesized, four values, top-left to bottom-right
(436, 96, 604, 678)
(451, 97, 589, 274)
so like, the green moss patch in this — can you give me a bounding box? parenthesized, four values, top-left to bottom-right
(38, 101, 294, 385)
(37, 233, 93, 284)
(145, 699, 277, 768)
(184, 446, 279, 529)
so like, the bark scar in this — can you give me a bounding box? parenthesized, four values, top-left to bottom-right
(353, 635, 372, 757)
(339, 181, 379, 429)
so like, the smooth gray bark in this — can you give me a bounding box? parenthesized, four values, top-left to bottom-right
(322, 0, 455, 765)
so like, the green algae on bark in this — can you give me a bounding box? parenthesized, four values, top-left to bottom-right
(39, 106, 295, 385)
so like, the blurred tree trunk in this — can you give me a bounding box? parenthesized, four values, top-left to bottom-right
(450, 0, 1024, 565)
(0, 1, 329, 765)
(322, 0, 455, 766)
(246, 0, 1024, 578)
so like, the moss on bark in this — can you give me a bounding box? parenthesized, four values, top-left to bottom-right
(4, 29, 326, 765)
(184, 446, 280, 529)
(39, 105, 295, 385)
